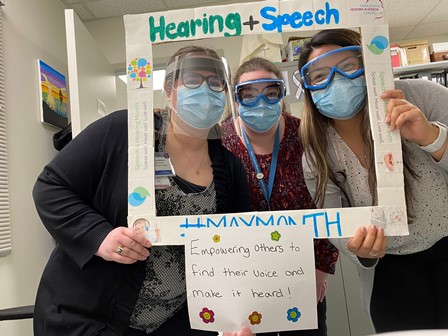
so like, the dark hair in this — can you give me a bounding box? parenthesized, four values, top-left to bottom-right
(298, 29, 361, 72)
(233, 57, 284, 84)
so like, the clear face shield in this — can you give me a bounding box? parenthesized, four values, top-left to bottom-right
(159, 52, 235, 140)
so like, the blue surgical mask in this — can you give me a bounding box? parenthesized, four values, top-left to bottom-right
(239, 100, 281, 133)
(176, 83, 226, 129)
(311, 74, 367, 120)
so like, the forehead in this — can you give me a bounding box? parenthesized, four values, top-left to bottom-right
(307, 45, 358, 69)
(239, 70, 278, 84)
(308, 44, 342, 61)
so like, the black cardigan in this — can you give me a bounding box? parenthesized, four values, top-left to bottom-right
(32, 110, 251, 336)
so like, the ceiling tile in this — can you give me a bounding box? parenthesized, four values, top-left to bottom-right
(70, 3, 96, 21)
(389, 26, 416, 43)
(85, 0, 168, 20)
(406, 21, 448, 41)
(384, 0, 438, 28)
(421, 0, 448, 23)
(62, 0, 448, 43)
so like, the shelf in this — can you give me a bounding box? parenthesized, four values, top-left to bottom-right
(393, 60, 448, 75)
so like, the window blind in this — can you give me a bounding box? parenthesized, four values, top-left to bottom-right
(0, 8, 12, 257)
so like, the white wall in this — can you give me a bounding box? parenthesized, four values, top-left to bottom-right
(65, 9, 117, 136)
(0, 1, 117, 335)
(0, 1, 68, 335)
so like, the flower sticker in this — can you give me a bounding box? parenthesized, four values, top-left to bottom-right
(212, 234, 221, 243)
(248, 311, 262, 325)
(287, 307, 301, 322)
(271, 230, 281, 241)
(199, 307, 215, 324)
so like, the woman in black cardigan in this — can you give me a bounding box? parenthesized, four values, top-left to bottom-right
(32, 46, 252, 336)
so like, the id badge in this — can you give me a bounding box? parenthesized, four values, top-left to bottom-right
(155, 152, 175, 177)
(155, 176, 171, 190)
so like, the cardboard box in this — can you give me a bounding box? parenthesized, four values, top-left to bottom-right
(429, 42, 448, 53)
(430, 51, 448, 62)
(285, 37, 310, 62)
(400, 40, 430, 65)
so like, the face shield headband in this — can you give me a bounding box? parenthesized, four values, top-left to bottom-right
(234, 79, 286, 107)
(165, 56, 228, 94)
(300, 46, 364, 91)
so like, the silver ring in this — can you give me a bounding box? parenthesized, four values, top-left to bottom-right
(117, 245, 124, 255)
(369, 251, 379, 257)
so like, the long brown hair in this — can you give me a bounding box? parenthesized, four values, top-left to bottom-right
(297, 29, 375, 207)
(298, 29, 417, 216)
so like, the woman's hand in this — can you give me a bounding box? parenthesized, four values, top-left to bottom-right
(315, 269, 329, 303)
(223, 325, 255, 336)
(347, 225, 387, 259)
(96, 226, 151, 264)
(381, 89, 437, 146)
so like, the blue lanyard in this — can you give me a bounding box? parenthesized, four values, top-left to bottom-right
(242, 123, 280, 210)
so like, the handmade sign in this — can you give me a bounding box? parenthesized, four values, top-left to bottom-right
(185, 224, 316, 333)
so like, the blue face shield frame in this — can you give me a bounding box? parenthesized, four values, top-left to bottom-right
(300, 46, 365, 91)
(235, 79, 286, 107)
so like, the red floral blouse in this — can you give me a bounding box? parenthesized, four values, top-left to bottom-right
(221, 113, 338, 274)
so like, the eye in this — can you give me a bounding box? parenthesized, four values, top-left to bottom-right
(240, 88, 258, 100)
(338, 56, 361, 72)
(208, 76, 226, 91)
(309, 69, 329, 85)
(182, 72, 202, 87)
(264, 86, 281, 99)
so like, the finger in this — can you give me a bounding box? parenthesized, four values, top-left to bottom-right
(368, 227, 385, 257)
(357, 225, 379, 255)
(123, 228, 152, 250)
(240, 326, 254, 336)
(347, 226, 367, 253)
(386, 100, 411, 128)
(119, 237, 150, 261)
(380, 89, 405, 100)
(114, 252, 140, 264)
(380, 234, 388, 257)
(125, 228, 152, 248)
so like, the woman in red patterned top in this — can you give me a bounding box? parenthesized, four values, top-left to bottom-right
(221, 57, 338, 336)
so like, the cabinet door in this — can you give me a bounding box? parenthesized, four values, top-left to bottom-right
(326, 253, 374, 336)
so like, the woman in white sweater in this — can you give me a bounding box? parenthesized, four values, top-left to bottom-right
(298, 28, 448, 333)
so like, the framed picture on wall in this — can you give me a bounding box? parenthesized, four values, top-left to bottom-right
(37, 59, 69, 129)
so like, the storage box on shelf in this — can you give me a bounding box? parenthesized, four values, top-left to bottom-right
(428, 43, 448, 63)
(390, 44, 408, 67)
(400, 39, 430, 65)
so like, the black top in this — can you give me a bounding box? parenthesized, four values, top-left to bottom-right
(32, 110, 251, 336)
